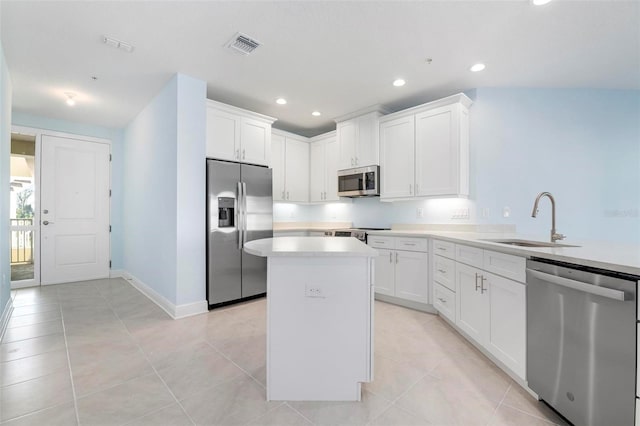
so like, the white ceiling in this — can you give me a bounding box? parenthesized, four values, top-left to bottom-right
(2, 1, 639, 137)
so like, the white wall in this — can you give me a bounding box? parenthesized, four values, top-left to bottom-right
(123, 73, 206, 308)
(0, 38, 13, 319)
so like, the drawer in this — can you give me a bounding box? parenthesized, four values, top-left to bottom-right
(433, 255, 455, 292)
(455, 244, 484, 269)
(396, 237, 428, 252)
(433, 239, 455, 259)
(433, 282, 456, 323)
(483, 250, 526, 283)
(368, 236, 395, 249)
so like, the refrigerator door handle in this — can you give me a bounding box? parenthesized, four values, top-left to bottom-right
(242, 181, 248, 247)
(237, 181, 243, 250)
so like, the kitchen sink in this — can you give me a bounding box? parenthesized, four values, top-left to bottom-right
(480, 238, 580, 248)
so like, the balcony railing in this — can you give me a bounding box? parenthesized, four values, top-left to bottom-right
(10, 218, 34, 264)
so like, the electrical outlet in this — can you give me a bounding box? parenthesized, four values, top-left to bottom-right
(305, 284, 325, 298)
(451, 208, 470, 220)
(416, 208, 424, 218)
(503, 206, 511, 218)
(481, 208, 489, 218)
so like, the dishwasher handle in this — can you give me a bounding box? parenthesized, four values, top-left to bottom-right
(528, 269, 630, 301)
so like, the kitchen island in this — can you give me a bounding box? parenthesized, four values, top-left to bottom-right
(244, 237, 377, 401)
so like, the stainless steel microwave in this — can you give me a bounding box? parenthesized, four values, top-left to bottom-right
(337, 165, 380, 197)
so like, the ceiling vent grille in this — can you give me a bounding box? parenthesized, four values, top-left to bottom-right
(226, 32, 261, 55)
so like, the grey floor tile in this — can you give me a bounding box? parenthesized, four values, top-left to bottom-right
(488, 404, 557, 426)
(0, 370, 74, 422)
(0, 333, 66, 362)
(368, 404, 432, 426)
(363, 354, 427, 401)
(76, 374, 175, 426)
(124, 403, 194, 426)
(0, 349, 69, 386)
(11, 304, 60, 317)
(248, 404, 312, 426)
(2, 320, 64, 343)
(0, 402, 77, 426)
(288, 390, 392, 426)
(180, 375, 279, 425)
(501, 385, 570, 425)
(7, 310, 62, 328)
(153, 340, 245, 400)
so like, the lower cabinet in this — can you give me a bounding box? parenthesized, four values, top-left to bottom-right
(369, 236, 429, 304)
(432, 239, 526, 381)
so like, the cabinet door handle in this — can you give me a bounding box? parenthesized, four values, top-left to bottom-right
(395, 252, 399, 264)
(287, 191, 290, 200)
(351, 157, 355, 166)
(475, 273, 481, 291)
(481, 276, 488, 294)
(236, 148, 240, 159)
(409, 184, 412, 195)
(438, 297, 447, 303)
(242, 149, 245, 160)
(355, 157, 358, 165)
(416, 184, 419, 194)
(437, 247, 446, 251)
(437, 269, 446, 273)
(389, 252, 393, 263)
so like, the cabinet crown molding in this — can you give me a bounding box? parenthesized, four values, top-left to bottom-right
(380, 93, 473, 123)
(334, 105, 391, 123)
(309, 130, 337, 142)
(272, 128, 311, 142)
(206, 99, 277, 124)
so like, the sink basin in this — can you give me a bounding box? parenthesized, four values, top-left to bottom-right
(480, 239, 580, 248)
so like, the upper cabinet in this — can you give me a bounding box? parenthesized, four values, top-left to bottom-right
(206, 100, 276, 167)
(309, 132, 339, 203)
(379, 93, 472, 200)
(335, 109, 387, 170)
(271, 130, 309, 203)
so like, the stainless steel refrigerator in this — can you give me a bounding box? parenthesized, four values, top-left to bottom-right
(206, 159, 273, 308)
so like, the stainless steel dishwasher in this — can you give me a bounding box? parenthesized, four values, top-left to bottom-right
(527, 258, 638, 426)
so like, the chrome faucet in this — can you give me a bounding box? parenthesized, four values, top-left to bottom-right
(531, 192, 566, 243)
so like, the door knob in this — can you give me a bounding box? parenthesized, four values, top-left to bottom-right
(43, 209, 49, 214)
(42, 220, 54, 225)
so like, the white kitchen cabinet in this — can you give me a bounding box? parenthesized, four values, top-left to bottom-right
(336, 110, 386, 170)
(379, 115, 415, 198)
(309, 131, 339, 202)
(451, 243, 527, 380)
(379, 93, 472, 200)
(433, 282, 456, 323)
(206, 100, 276, 166)
(368, 236, 429, 304)
(271, 130, 309, 203)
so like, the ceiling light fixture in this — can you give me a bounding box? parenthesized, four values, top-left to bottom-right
(312, 111, 321, 117)
(393, 79, 406, 87)
(276, 98, 287, 105)
(470, 63, 486, 72)
(102, 36, 135, 53)
(531, 0, 552, 5)
(64, 92, 76, 106)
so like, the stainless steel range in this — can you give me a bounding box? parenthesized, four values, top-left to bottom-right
(324, 228, 390, 243)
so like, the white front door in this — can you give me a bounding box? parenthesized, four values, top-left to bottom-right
(40, 135, 110, 285)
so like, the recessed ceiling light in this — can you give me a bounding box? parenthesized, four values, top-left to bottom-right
(276, 98, 287, 105)
(64, 92, 76, 106)
(393, 79, 406, 87)
(532, 0, 552, 5)
(311, 111, 321, 117)
(470, 63, 486, 72)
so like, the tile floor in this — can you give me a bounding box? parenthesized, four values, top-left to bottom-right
(0, 278, 569, 426)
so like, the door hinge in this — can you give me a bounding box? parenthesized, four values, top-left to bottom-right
(109, 260, 112, 268)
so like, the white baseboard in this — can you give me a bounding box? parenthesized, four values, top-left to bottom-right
(1, 297, 14, 343)
(374, 293, 437, 314)
(109, 269, 126, 278)
(120, 271, 208, 320)
(11, 281, 37, 290)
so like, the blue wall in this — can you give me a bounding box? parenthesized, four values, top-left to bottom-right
(0, 42, 12, 320)
(123, 74, 206, 306)
(11, 112, 125, 269)
(303, 88, 640, 244)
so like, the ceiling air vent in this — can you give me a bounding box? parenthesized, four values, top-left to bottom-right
(226, 32, 261, 55)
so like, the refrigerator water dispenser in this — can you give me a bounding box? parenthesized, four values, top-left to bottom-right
(218, 197, 234, 228)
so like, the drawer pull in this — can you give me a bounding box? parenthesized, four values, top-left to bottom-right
(373, 240, 385, 244)
(437, 297, 447, 303)
(475, 273, 481, 291)
(402, 243, 416, 246)
(437, 269, 447, 273)
(437, 247, 447, 251)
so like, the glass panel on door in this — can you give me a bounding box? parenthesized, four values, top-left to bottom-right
(9, 133, 37, 284)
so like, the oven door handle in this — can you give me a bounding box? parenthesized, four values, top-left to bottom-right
(528, 269, 629, 301)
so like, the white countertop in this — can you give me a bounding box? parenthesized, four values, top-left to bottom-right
(368, 230, 640, 276)
(244, 237, 378, 258)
